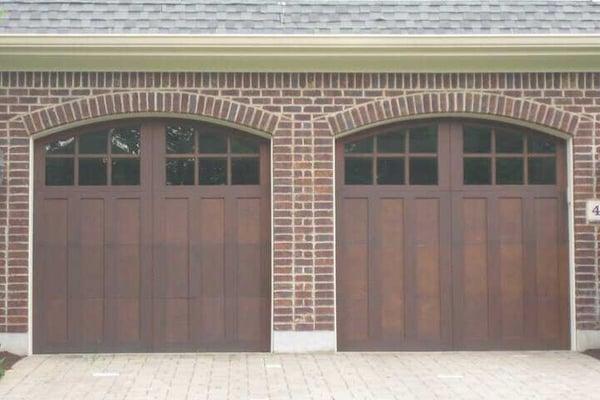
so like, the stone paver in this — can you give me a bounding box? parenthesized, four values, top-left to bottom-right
(1, 352, 599, 399)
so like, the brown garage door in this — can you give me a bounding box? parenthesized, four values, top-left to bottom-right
(33, 119, 270, 353)
(337, 120, 570, 351)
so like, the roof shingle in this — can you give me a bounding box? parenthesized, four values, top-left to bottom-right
(1, 0, 600, 35)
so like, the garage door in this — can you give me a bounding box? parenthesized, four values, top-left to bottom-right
(337, 120, 569, 351)
(33, 119, 270, 353)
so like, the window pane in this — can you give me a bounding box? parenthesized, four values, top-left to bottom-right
(79, 158, 107, 185)
(79, 131, 108, 154)
(495, 129, 523, 153)
(463, 126, 492, 153)
(45, 137, 75, 155)
(344, 137, 373, 154)
(231, 136, 260, 154)
(112, 159, 140, 185)
(409, 126, 437, 153)
(496, 158, 524, 184)
(232, 158, 260, 185)
(409, 157, 438, 185)
(377, 158, 405, 185)
(345, 158, 372, 185)
(528, 133, 557, 154)
(199, 158, 227, 185)
(464, 158, 491, 185)
(377, 131, 405, 153)
(198, 132, 227, 154)
(111, 127, 140, 155)
(166, 125, 196, 154)
(528, 157, 556, 185)
(166, 158, 195, 185)
(45, 158, 74, 185)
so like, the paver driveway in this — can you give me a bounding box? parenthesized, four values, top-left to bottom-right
(1, 352, 599, 399)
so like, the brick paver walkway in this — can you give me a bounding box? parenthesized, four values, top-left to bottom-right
(1, 352, 599, 399)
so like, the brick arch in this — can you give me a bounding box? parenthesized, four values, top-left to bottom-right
(17, 91, 280, 136)
(327, 91, 580, 137)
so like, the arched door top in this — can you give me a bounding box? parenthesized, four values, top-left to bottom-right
(17, 91, 280, 137)
(326, 91, 581, 138)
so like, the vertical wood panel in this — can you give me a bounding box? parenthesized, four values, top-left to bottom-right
(461, 198, 489, 344)
(498, 198, 524, 343)
(199, 198, 226, 342)
(413, 198, 441, 342)
(378, 198, 405, 339)
(236, 198, 263, 342)
(112, 198, 141, 345)
(339, 198, 369, 343)
(535, 198, 561, 344)
(41, 199, 69, 345)
(79, 199, 105, 345)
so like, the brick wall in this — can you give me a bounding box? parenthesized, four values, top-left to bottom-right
(0, 72, 599, 335)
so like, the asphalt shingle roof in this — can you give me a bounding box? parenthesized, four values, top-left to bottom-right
(1, 0, 600, 35)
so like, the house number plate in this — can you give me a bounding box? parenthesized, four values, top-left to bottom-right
(586, 200, 600, 222)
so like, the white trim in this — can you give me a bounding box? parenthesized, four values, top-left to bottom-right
(567, 137, 577, 351)
(270, 129, 275, 352)
(272, 331, 336, 353)
(28, 137, 33, 356)
(2, 34, 600, 72)
(0, 333, 29, 356)
(331, 134, 338, 353)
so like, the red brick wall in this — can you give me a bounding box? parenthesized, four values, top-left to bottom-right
(0, 72, 599, 335)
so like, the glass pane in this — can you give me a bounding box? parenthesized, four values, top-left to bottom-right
(79, 158, 107, 185)
(166, 158, 195, 185)
(528, 133, 557, 154)
(111, 127, 140, 155)
(111, 159, 140, 185)
(463, 126, 492, 153)
(79, 131, 108, 154)
(199, 158, 227, 185)
(377, 131, 405, 153)
(45, 137, 75, 154)
(495, 129, 523, 153)
(232, 158, 260, 185)
(377, 158, 405, 185)
(166, 125, 196, 154)
(496, 158, 524, 184)
(345, 158, 372, 185)
(344, 137, 373, 154)
(198, 132, 227, 154)
(464, 158, 491, 185)
(45, 157, 74, 185)
(409, 157, 438, 185)
(528, 157, 556, 185)
(409, 126, 437, 153)
(231, 136, 260, 154)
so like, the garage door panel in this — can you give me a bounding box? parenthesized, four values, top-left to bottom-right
(112, 198, 141, 297)
(236, 197, 265, 343)
(411, 198, 445, 344)
(378, 198, 405, 339)
(199, 198, 226, 340)
(79, 199, 105, 298)
(459, 198, 490, 345)
(160, 198, 191, 298)
(37, 198, 69, 346)
(497, 198, 525, 343)
(534, 198, 561, 344)
(338, 198, 369, 344)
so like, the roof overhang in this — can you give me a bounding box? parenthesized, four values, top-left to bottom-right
(1, 34, 600, 72)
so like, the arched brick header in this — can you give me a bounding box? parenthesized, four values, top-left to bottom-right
(17, 91, 280, 136)
(327, 91, 581, 137)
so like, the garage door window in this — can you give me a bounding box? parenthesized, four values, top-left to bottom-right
(45, 126, 141, 186)
(344, 125, 438, 185)
(463, 125, 557, 185)
(165, 124, 261, 186)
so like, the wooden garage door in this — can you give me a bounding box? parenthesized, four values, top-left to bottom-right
(337, 120, 570, 351)
(33, 119, 270, 353)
